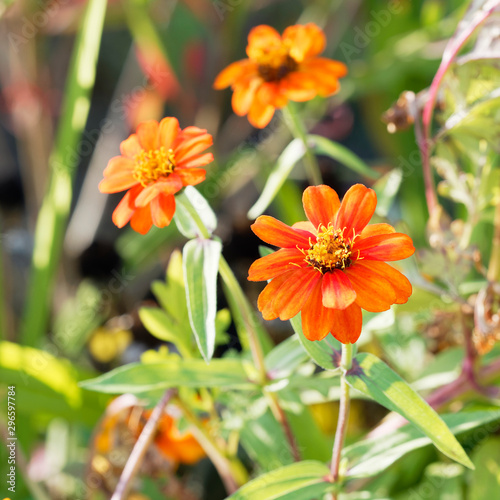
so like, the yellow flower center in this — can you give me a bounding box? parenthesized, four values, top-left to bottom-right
(304, 225, 352, 273)
(133, 147, 176, 187)
(255, 43, 298, 82)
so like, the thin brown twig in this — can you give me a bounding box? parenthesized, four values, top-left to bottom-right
(111, 389, 177, 500)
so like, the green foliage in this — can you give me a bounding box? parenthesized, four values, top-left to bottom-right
(79, 357, 256, 394)
(345, 352, 473, 469)
(183, 238, 222, 362)
(227, 461, 334, 500)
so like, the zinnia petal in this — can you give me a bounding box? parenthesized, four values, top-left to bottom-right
(358, 223, 396, 240)
(272, 267, 321, 320)
(248, 248, 305, 281)
(355, 233, 415, 261)
(99, 171, 137, 193)
(357, 261, 412, 304)
(331, 303, 362, 344)
(301, 278, 336, 341)
(130, 204, 153, 235)
(246, 25, 282, 59)
(158, 117, 180, 150)
(120, 134, 142, 158)
(103, 156, 135, 177)
(303, 185, 341, 228)
(335, 184, 377, 235)
(251, 215, 312, 248)
(247, 91, 276, 128)
(111, 185, 142, 228)
(213, 60, 255, 89)
(179, 152, 214, 169)
(232, 79, 262, 116)
(175, 134, 213, 163)
(344, 262, 396, 312)
(151, 193, 176, 228)
(258, 271, 296, 320)
(134, 173, 183, 207)
(176, 168, 206, 186)
(321, 270, 356, 309)
(136, 120, 159, 151)
(283, 23, 326, 61)
(292, 221, 316, 235)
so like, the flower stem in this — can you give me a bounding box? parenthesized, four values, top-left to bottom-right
(111, 388, 176, 500)
(174, 396, 248, 493)
(178, 189, 300, 461)
(282, 103, 322, 186)
(330, 343, 353, 491)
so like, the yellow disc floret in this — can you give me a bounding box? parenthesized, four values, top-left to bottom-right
(133, 147, 176, 187)
(305, 224, 352, 273)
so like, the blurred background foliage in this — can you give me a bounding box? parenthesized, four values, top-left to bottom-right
(0, 0, 499, 499)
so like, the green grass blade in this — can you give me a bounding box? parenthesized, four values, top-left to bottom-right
(21, 0, 108, 345)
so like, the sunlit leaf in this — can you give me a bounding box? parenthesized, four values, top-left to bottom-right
(227, 461, 334, 500)
(175, 186, 217, 238)
(79, 358, 255, 393)
(344, 353, 474, 469)
(345, 409, 500, 478)
(183, 238, 222, 362)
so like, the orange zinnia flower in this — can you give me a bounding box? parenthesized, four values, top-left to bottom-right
(248, 184, 415, 344)
(141, 410, 206, 465)
(99, 117, 214, 234)
(213, 23, 347, 128)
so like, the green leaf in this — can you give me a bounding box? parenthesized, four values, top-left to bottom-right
(291, 314, 341, 372)
(239, 408, 294, 472)
(79, 358, 255, 393)
(469, 436, 500, 500)
(372, 169, 403, 217)
(344, 353, 474, 469)
(183, 238, 222, 362)
(175, 187, 217, 238)
(307, 135, 379, 180)
(0, 341, 106, 424)
(344, 409, 500, 478)
(247, 138, 306, 219)
(139, 307, 185, 344)
(21, 0, 108, 346)
(151, 249, 187, 320)
(265, 335, 309, 378)
(227, 461, 333, 500)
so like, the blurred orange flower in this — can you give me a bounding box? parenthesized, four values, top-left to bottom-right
(248, 185, 415, 344)
(99, 117, 214, 234)
(140, 410, 206, 465)
(213, 24, 347, 128)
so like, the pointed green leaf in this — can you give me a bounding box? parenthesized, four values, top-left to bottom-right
(248, 138, 306, 219)
(175, 186, 217, 238)
(79, 358, 255, 393)
(307, 135, 379, 180)
(344, 409, 500, 478)
(139, 307, 184, 343)
(183, 238, 222, 362)
(227, 461, 333, 500)
(344, 352, 474, 469)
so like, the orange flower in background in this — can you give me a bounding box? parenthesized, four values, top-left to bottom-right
(139, 410, 206, 465)
(248, 184, 415, 344)
(213, 23, 347, 128)
(99, 117, 214, 234)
